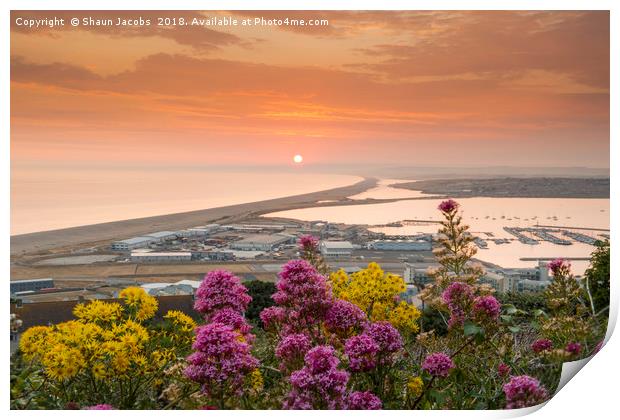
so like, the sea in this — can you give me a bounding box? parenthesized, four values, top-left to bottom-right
(10, 166, 361, 235)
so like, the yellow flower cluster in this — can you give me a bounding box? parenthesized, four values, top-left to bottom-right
(18, 287, 193, 385)
(329, 262, 421, 335)
(74, 300, 123, 323)
(163, 310, 197, 346)
(248, 368, 264, 392)
(407, 376, 424, 397)
(119, 287, 158, 321)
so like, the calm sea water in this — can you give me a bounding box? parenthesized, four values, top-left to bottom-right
(267, 180, 610, 275)
(10, 168, 361, 235)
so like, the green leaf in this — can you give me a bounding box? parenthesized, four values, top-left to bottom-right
(508, 326, 521, 333)
(464, 322, 483, 337)
(504, 304, 518, 315)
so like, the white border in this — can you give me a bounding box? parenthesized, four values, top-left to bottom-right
(2, 1, 617, 420)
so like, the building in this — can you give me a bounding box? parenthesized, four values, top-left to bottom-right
(319, 241, 354, 257)
(130, 251, 192, 263)
(403, 263, 441, 285)
(231, 234, 293, 251)
(111, 236, 156, 251)
(145, 231, 178, 241)
(368, 237, 432, 251)
(10, 278, 54, 294)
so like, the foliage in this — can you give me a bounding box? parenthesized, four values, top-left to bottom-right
(244, 280, 277, 324)
(13, 287, 195, 409)
(584, 239, 610, 315)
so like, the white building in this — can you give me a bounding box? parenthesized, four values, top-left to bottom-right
(320, 241, 354, 257)
(130, 251, 192, 263)
(111, 236, 157, 251)
(145, 231, 178, 241)
(231, 234, 293, 251)
(369, 238, 431, 251)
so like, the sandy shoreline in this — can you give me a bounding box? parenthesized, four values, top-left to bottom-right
(11, 177, 379, 256)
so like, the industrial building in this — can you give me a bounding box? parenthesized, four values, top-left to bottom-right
(369, 237, 432, 251)
(111, 231, 180, 251)
(231, 234, 294, 251)
(10, 278, 54, 294)
(111, 236, 157, 251)
(320, 240, 354, 257)
(130, 251, 192, 263)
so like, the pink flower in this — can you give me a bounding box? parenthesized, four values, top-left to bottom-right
(503, 375, 549, 409)
(442, 282, 473, 328)
(422, 352, 455, 378)
(473, 295, 501, 321)
(276, 333, 312, 372)
(565, 342, 582, 356)
(438, 199, 459, 213)
(259, 306, 286, 331)
(185, 322, 258, 396)
(345, 334, 379, 372)
(498, 363, 511, 377)
(210, 308, 254, 343)
(531, 339, 553, 353)
(325, 299, 368, 337)
(284, 345, 349, 410)
(86, 404, 114, 410)
(547, 258, 571, 276)
(299, 235, 320, 252)
(346, 391, 382, 410)
(366, 321, 402, 354)
(272, 260, 333, 333)
(194, 270, 251, 317)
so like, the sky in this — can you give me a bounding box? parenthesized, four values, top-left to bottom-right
(10, 10, 610, 170)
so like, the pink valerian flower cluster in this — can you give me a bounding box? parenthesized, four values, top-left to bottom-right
(366, 321, 403, 354)
(298, 234, 320, 252)
(547, 258, 571, 276)
(422, 352, 455, 378)
(497, 363, 511, 377)
(86, 404, 115, 410)
(325, 299, 368, 337)
(284, 346, 350, 410)
(565, 342, 582, 356)
(184, 322, 258, 396)
(346, 391, 382, 410)
(503, 375, 549, 409)
(276, 333, 312, 372)
(442, 282, 474, 329)
(271, 260, 333, 334)
(345, 334, 379, 372)
(210, 308, 255, 343)
(531, 339, 553, 354)
(473, 295, 501, 322)
(194, 270, 252, 318)
(259, 306, 286, 331)
(438, 199, 459, 213)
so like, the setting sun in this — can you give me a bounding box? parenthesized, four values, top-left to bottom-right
(293, 154, 303, 164)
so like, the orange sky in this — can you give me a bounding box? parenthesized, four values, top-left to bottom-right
(10, 11, 609, 169)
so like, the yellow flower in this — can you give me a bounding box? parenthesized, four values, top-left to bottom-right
(329, 262, 419, 335)
(164, 310, 196, 333)
(74, 300, 123, 324)
(407, 376, 424, 397)
(42, 343, 85, 381)
(19, 325, 52, 359)
(119, 287, 158, 321)
(248, 368, 264, 392)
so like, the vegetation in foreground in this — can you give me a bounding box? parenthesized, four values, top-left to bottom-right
(11, 200, 609, 410)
